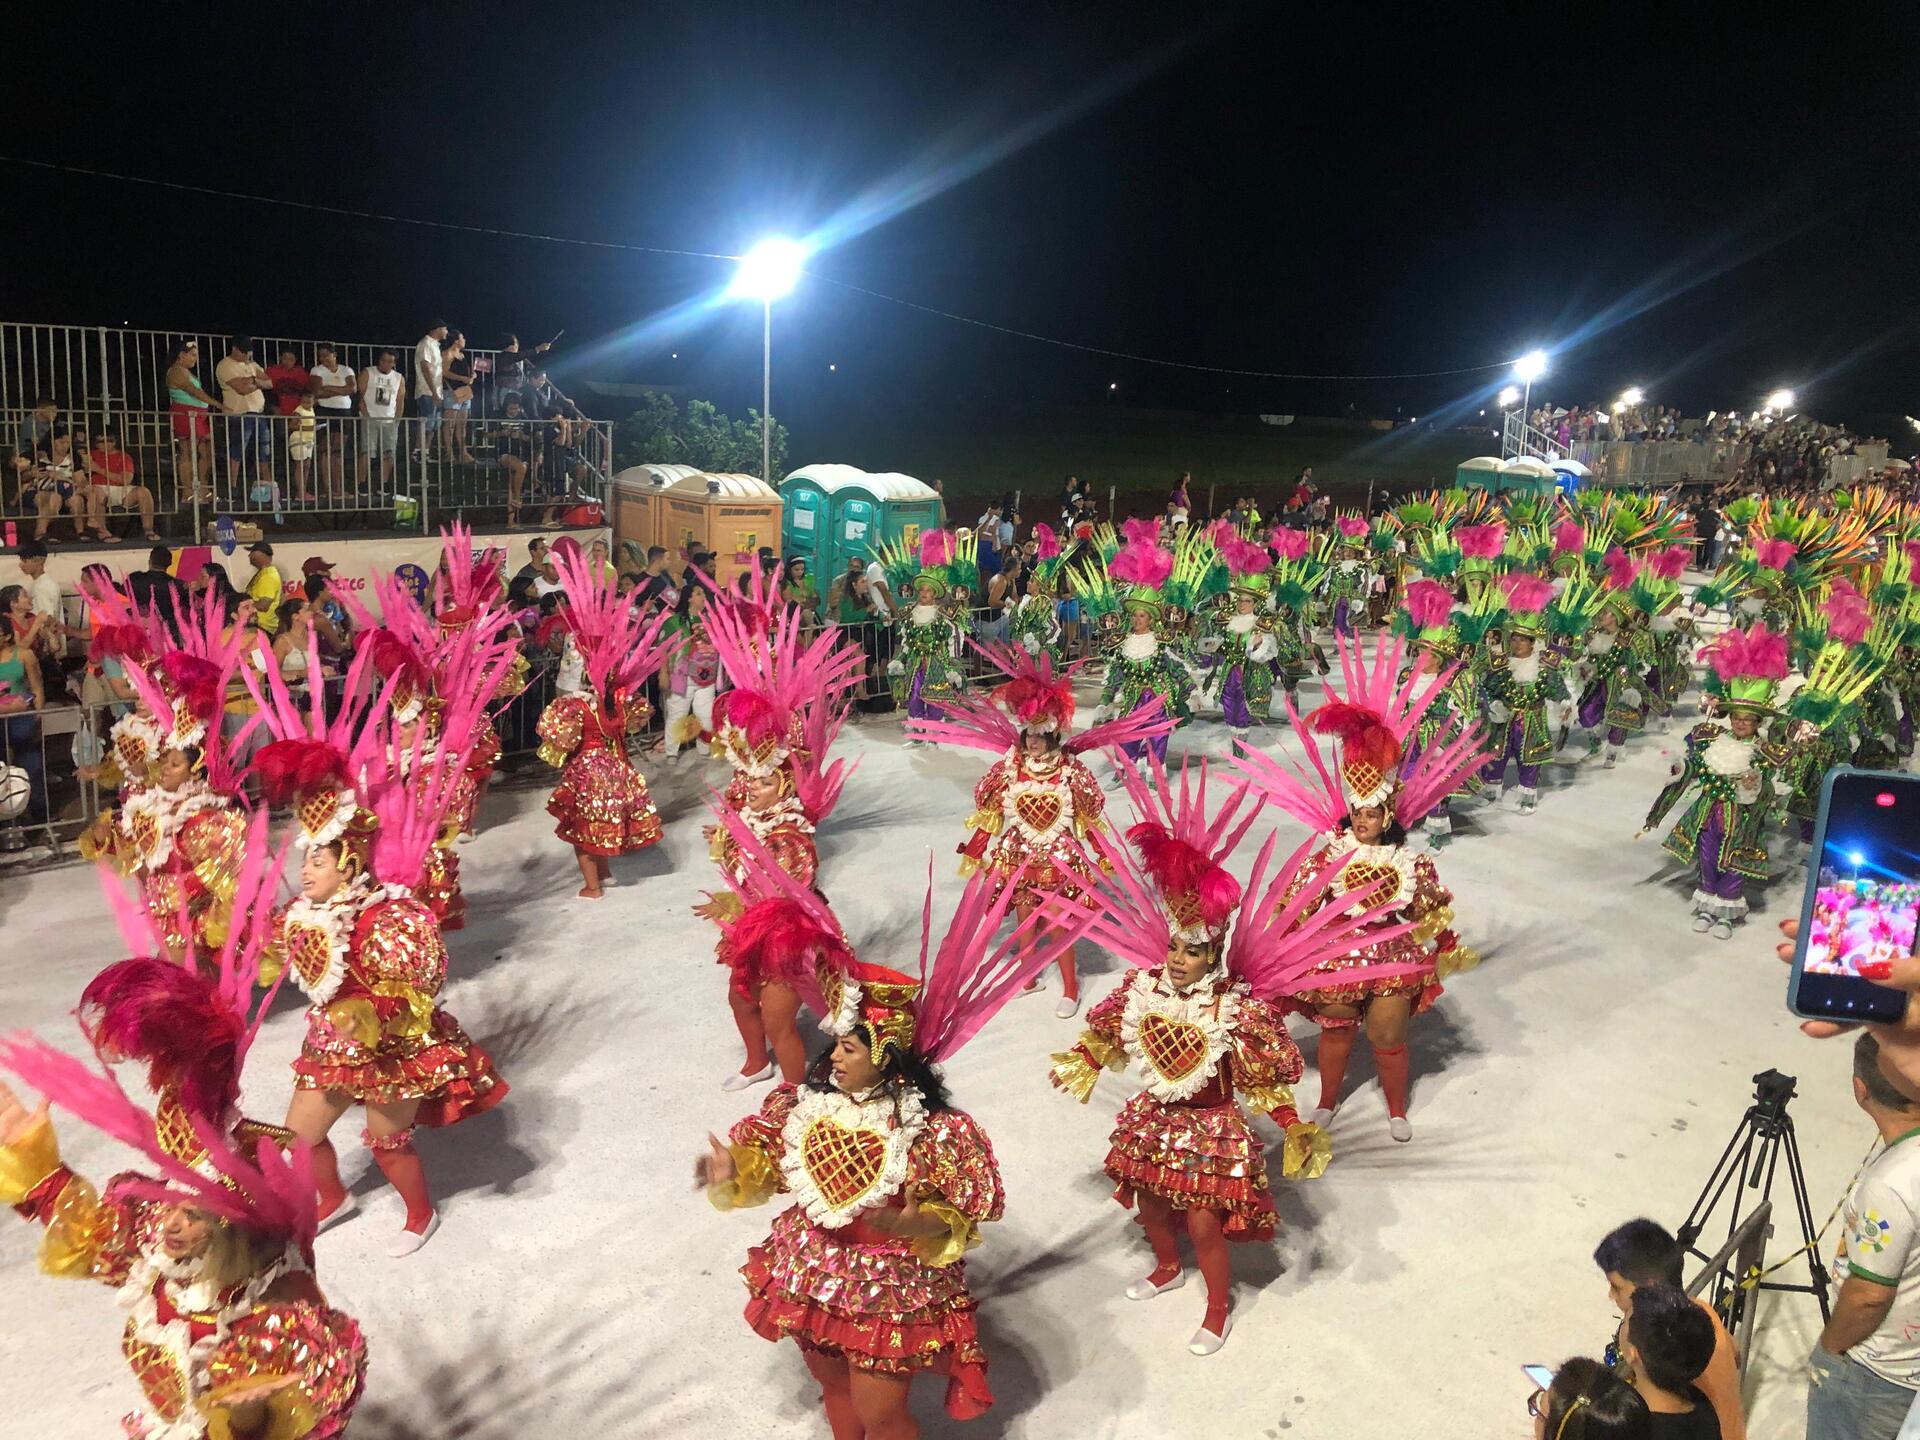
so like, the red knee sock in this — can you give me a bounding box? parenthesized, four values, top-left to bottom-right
(365, 1128, 434, 1232)
(1058, 943, 1079, 1001)
(1187, 1209, 1233, 1329)
(311, 1139, 347, 1218)
(1316, 1027, 1357, 1112)
(1138, 1202, 1183, 1284)
(1373, 1043, 1411, 1119)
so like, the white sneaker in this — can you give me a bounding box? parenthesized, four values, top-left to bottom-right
(1388, 1116, 1412, 1143)
(1691, 913, 1713, 934)
(1187, 1311, 1233, 1356)
(1710, 920, 1734, 941)
(721, 1062, 775, 1093)
(1517, 790, 1538, 815)
(1308, 1106, 1335, 1128)
(387, 1210, 441, 1258)
(315, 1191, 359, 1236)
(1054, 995, 1082, 1020)
(1602, 749, 1618, 769)
(1125, 1269, 1187, 1301)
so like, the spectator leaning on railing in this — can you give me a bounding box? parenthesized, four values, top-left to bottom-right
(415, 320, 448, 457)
(215, 336, 273, 498)
(358, 348, 405, 492)
(0, 584, 48, 823)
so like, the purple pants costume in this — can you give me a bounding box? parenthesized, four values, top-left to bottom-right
(1577, 683, 1626, 746)
(1697, 804, 1746, 905)
(907, 664, 947, 725)
(1332, 597, 1353, 638)
(1220, 668, 1252, 730)
(1481, 719, 1540, 789)
(1120, 692, 1172, 764)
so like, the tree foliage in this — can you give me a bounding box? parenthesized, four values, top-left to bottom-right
(615, 393, 790, 479)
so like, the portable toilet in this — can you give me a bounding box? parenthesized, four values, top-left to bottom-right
(780, 464, 944, 586)
(1548, 458, 1590, 496)
(610, 463, 702, 564)
(656, 472, 782, 587)
(1455, 456, 1503, 493)
(1495, 457, 1558, 497)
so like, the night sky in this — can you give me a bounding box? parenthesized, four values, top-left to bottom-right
(9, 5, 1918, 434)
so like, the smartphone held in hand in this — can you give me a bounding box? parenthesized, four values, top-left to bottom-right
(1787, 766, 1916, 1024)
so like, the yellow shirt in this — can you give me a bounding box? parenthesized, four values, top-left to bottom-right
(249, 565, 284, 633)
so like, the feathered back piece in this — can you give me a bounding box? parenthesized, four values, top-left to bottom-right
(907, 638, 1175, 756)
(1233, 631, 1490, 830)
(1270, 525, 1310, 561)
(1115, 756, 1259, 944)
(1109, 518, 1175, 591)
(78, 572, 167, 667)
(1551, 521, 1587, 558)
(713, 805, 855, 1018)
(1403, 579, 1455, 631)
(1601, 546, 1640, 592)
(117, 594, 261, 794)
(1648, 544, 1691, 582)
(433, 519, 505, 626)
(0, 1033, 317, 1248)
(551, 542, 681, 699)
(79, 810, 289, 1127)
(708, 592, 863, 818)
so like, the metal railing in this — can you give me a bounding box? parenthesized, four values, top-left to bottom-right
(1503, 409, 1894, 491)
(4, 405, 612, 539)
(1501, 410, 1569, 463)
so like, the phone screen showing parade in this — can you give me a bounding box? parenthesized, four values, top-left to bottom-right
(1792, 770, 1919, 1024)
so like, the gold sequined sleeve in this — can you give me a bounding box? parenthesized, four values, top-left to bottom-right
(535, 694, 587, 769)
(967, 760, 1008, 834)
(202, 1295, 367, 1440)
(711, 1083, 800, 1211)
(908, 1108, 1005, 1234)
(1049, 977, 1131, 1100)
(1, 1116, 140, 1284)
(353, 899, 448, 1042)
(1230, 995, 1305, 1112)
(1068, 757, 1105, 836)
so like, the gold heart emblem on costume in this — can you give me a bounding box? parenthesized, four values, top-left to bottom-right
(1015, 792, 1062, 833)
(114, 733, 147, 770)
(800, 1116, 888, 1211)
(125, 1339, 189, 1420)
(1342, 860, 1397, 902)
(286, 924, 334, 990)
(818, 966, 844, 1021)
(129, 811, 160, 859)
(1139, 1012, 1208, 1083)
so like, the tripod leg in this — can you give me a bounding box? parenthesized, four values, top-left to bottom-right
(1780, 1121, 1834, 1324)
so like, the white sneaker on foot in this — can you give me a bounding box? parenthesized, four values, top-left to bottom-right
(1125, 1269, 1187, 1301)
(387, 1210, 441, 1258)
(1691, 913, 1713, 933)
(721, 1062, 775, 1092)
(1188, 1312, 1233, 1356)
(316, 1192, 359, 1236)
(1388, 1116, 1412, 1143)
(1054, 995, 1082, 1019)
(1710, 920, 1734, 941)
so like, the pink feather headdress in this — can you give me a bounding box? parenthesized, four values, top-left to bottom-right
(432, 519, 505, 627)
(1600, 546, 1640, 591)
(1335, 515, 1370, 541)
(1404, 579, 1455, 631)
(1823, 580, 1871, 646)
(551, 541, 681, 698)
(1753, 538, 1798, 572)
(1648, 545, 1691, 582)
(1032, 522, 1061, 561)
(1551, 521, 1586, 556)
(1109, 522, 1174, 589)
(1220, 533, 1273, 580)
(1233, 631, 1492, 830)
(1701, 623, 1791, 683)
(1270, 526, 1310, 561)
(1498, 572, 1554, 616)
(1457, 522, 1507, 560)
(907, 638, 1175, 756)
(919, 529, 954, 568)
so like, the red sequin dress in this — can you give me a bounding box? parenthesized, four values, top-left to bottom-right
(710, 798, 824, 996)
(536, 691, 661, 855)
(0, 1118, 365, 1440)
(1283, 831, 1466, 1026)
(115, 782, 248, 958)
(956, 749, 1105, 910)
(274, 882, 507, 1125)
(714, 1082, 1004, 1419)
(1069, 966, 1302, 1241)
(395, 743, 474, 931)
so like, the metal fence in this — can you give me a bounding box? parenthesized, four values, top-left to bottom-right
(4, 404, 613, 540)
(1502, 409, 1895, 490)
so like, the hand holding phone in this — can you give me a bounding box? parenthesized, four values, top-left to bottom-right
(1788, 768, 1920, 1025)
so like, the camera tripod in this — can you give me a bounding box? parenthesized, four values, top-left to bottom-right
(1677, 1070, 1831, 1365)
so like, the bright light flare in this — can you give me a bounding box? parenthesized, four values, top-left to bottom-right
(1497, 386, 1521, 408)
(1764, 388, 1795, 412)
(1513, 350, 1549, 383)
(1620, 386, 1645, 405)
(730, 238, 809, 302)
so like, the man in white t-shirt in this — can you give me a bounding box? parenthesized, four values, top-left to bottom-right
(213, 336, 273, 495)
(863, 557, 894, 619)
(357, 348, 406, 492)
(414, 321, 448, 457)
(310, 343, 357, 501)
(1810, 1034, 1920, 1440)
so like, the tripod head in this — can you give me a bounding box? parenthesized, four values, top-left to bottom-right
(1748, 1069, 1797, 1137)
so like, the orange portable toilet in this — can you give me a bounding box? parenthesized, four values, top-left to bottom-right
(611, 463, 702, 567)
(657, 472, 782, 587)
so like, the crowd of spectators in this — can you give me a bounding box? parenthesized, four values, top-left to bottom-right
(10, 326, 600, 543)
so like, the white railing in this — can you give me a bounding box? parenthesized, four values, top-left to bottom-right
(1500, 410, 1569, 462)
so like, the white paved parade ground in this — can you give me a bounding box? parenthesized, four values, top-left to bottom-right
(0, 668, 1873, 1439)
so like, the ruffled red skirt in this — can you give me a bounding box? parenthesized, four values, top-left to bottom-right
(294, 1006, 509, 1126)
(741, 1206, 992, 1419)
(1103, 1093, 1276, 1241)
(547, 747, 661, 856)
(1293, 930, 1440, 1026)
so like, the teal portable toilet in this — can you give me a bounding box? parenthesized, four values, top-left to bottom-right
(1455, 456, 1502, 493)
(780, 464, 943, 583)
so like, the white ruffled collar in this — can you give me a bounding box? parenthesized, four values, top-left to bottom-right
(119, 781, 218, 869)
(1119, 632, 1159, 661)
(1703, 732, 1758, 778)
(778, 1085, 928, 1230)
(1119, 968, 1241, 1102)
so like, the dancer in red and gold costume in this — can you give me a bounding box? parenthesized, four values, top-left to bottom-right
(702, 582, 867, 1089)
(1048, 758, 1415, 1355)
(1234, 632, 1489, 1143)
(696, 864, 1081, 1438)
(0, 823, 366, 1440)
(912, 638, 1175, 1018)
(248, 642, 509, 1256)
(429, 520, 526, 831)
(535, 539, 680, 898)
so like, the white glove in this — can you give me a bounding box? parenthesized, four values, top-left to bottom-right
(1089, 705, 1110, 725)
(1621, 687, 1643, 710)
(1197, 636, 1223, 654)
(886, 658, 904, 678)
(1486, 701, 1512, 725)
(1020, 633, 1041, 655)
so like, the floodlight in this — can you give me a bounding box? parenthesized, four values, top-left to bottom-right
(1513, 350, 1549, 383)
(1765, 388, 1795, 412)
(731, 238, 809, 302)
(1620, 386, 1645, 406)
(1497, 386, 1521, 408)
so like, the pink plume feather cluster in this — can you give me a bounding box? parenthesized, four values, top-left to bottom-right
(1269, 526, 1310, 560)
(918, 529, 953, 567)
(1219, 533, 1272, 578)
(1551, 521, 1586, 555)
(1823, 580, 1871, 645)
(1032, 522, 1060, 561)
(1600, 547, 1640, 590)
(1649, 545, 1691, 581)
(1498, 572, 1554, 614)
(1403, 579, 1454, 630)
(1457, 522, 1507, 559)
(1703, 623, 1791, 682)
(1753, 538, 1798, 571)
(1109, 532, 1174, 588)
(1335, 515, 1369, 540)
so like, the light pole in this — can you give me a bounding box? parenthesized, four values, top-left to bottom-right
(730, 238, 808, 480)
(1513, 350, 1548, 429)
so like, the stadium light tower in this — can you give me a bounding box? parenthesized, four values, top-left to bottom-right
(731, 238, 809, 483)
(1764, 388, 1796, 414)
(1620, 386, 1645, 406)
